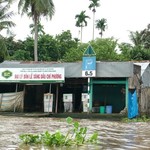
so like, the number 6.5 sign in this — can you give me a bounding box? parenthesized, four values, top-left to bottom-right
(82, 70, 95, 77)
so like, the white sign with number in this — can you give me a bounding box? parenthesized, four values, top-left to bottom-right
(82, 70, 96, 77)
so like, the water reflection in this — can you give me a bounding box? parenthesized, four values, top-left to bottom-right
(0, 115, 150, 150)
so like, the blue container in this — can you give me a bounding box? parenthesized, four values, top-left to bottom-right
(106, 105, 112, 114)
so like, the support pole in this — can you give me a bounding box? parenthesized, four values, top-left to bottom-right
(88, 77, 90, 113)
(14, 83, 18, 112)
(126, 78, 129, 109)
(55, 84, 59, 113)
(49, 84, 51, 93)
(48, 84, 52, 113)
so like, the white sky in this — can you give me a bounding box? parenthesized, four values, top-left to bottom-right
(8, 0, 150, 43)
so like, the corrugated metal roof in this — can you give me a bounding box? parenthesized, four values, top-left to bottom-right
(0, 61, 133, 78)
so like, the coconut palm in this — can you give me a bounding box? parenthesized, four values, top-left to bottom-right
(75, 10, 90, 43)
(129, 31, 142, 46)
(88, 0, 100, 40)
(0, 0, 15, 61)
(129, 29, 150, 49)
(95, 18, 107, 38)
(18, 0, 55, 61)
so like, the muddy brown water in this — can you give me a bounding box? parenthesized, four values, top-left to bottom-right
(0, 115, 150, 150)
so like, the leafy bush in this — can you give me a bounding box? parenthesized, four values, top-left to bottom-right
(19, 117, 98, 147)
(122, 115, 150, 122)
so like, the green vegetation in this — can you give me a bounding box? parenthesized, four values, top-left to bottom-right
(1, 0, 150, 62)
(96, 18, 107, 38)
(0, 0, 15, 62)
(122, 115, 150, 122)
(75, 10, 90, 43)
(19, 117, 98, 147)
(88, 0, 100, 40)
(18, 0, 55, 61)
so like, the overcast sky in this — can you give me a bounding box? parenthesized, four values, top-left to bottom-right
(8, 0, 150, 43)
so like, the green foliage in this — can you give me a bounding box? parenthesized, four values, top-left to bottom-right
(7, 37, 34, 61)
(19, 117, 98, 147)
(75, 11, 90, 28)
(90, 38, 119, 61)
(95, 18, 107, 38)
(10, 50, 32, 61)
(0, 0, 15, 34)
(122, 115, 150, 122)
(127, 25, 150, 60)
(0, 0, 15, 62)
(55, 30, 78, 61)
(88, 0, 100, 11)
(130, 46, 150, 60)
(63, 47, 82, 62)
(118, 42, 132, 61)
(0, 36, 8, 62)
(38, 34, 55, 61)
(5, 36, 24, 57)
(18, 0, 55, 61)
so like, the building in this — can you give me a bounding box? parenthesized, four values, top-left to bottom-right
(0, 60, 136, 116)
(134, 62, 150, 115)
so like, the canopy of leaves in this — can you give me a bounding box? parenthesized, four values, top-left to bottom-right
(96, 18, 107, 37)
(75, 10, 90, 27)
(18, 0, 55, 20)
(90, 38, 119, 61)
(88, 0, 100, 12)
(0, 0, 15, 62)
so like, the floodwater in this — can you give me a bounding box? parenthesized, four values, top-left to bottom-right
(0, 115, 150, 150)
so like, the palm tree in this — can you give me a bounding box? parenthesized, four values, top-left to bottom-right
(129, 31, 143, 46)
(88, 0, 100, 40)
(0, 0, 15, 62)
(18, 0, 55, 61)
(29, 22, 45, 37)
(75, 10, 90, 43)
(95, 18, 107, 38)
(129, 24, 150, 47)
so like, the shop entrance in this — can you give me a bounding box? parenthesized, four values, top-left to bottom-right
(24, 84, 44, 112)
(93, 84, 126, 113)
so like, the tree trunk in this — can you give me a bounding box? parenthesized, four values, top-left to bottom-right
(101, 29, 103, 38)
(34, 16, 38, 61)
(81, 26, 83, 43)
(92, 12, 95, 40)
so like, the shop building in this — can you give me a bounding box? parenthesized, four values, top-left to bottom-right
(0, 60, 136, 116)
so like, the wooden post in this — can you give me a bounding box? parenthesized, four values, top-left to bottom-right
(14, 83, 18, 112)
(55, 84, 59, 113)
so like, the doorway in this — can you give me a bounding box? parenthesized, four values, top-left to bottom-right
(93, 84, 126, 113)
(24, 84, 44, 112)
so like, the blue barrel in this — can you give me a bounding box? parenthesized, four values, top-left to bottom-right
(106, 105, 112, 114)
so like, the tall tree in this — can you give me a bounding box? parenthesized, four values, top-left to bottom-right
(75, 10, 90, 43)
(0, 0, 15, 62)
(95, 18, 107, 38)
(18, 0, 55, 61)
(88, 0, 100, 40)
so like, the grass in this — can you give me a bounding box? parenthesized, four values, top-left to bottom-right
(122, 115, 150, 122)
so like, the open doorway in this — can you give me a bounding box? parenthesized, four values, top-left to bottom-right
(93, 84, 126, 113)
(24, 84, 44, 112)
